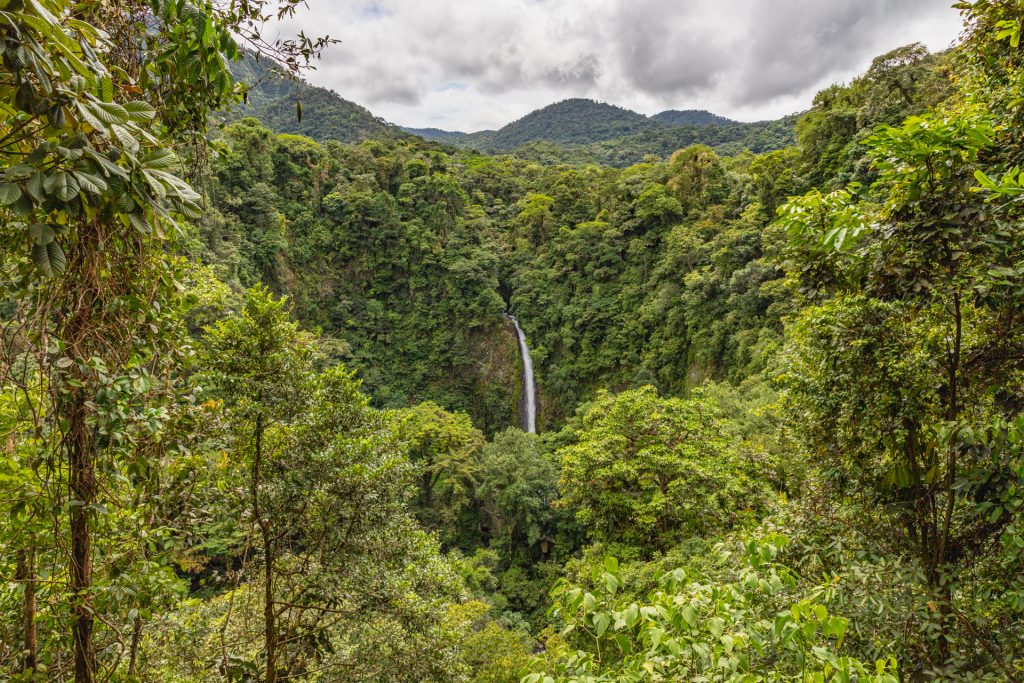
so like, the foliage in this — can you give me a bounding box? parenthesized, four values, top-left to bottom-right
(399, 401, 486, 541)
(182, 287, 474, 682)
(446, 601, 538, 683)
(774, 7, 1024, 677)
(528, 539, 900, 683)
(557, 387, 774, 552)
(200, 119, 517, 431)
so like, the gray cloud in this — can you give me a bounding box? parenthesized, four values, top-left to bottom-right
(271, 0, 962, 131)
(736, 0, 954, 104)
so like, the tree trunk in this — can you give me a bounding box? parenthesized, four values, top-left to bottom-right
(70, 392, 97, 683)
(934, 289, 963, 663)
(252, 413, 277, 683)
(263, 524, 276, 683)
(16, 546, 37, 673)
(127, 613, 143, 679)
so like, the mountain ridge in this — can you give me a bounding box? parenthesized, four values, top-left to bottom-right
(404, 103, 741, 142)
(227, 61, 795, 165)
(224, 54, 407, 144)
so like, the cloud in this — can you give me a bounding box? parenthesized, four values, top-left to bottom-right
(270, 0, 963, 131)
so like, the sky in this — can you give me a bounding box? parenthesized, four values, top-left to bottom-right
(271, 0, 965, 132)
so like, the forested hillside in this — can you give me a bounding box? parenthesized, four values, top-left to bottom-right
(651, 109, 736, 127)
(1, 2, 1023, 683)
(226, 53, 407, 144)
(468, 99, 657, 148)
(403, 98, 797, 166)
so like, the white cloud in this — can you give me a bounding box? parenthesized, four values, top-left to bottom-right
(270, 0, 963, 131)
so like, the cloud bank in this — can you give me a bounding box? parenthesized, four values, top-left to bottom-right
(271, 0, 963, 131)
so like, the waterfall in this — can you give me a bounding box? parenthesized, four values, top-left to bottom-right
(506, 314, 536, 433)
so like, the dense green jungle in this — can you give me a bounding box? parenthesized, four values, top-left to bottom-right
(1, 1, 1023, 682)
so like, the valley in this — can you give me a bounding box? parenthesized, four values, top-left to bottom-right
(0, 3, 1022, 683)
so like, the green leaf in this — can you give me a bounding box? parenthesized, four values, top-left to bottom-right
(111, 124, 140, 156)
(649, 626, 663, 648)
(28, 223, 55, 245)
(129, 213, 152, 235)
(593, 612, 610, 636)
(122, 101, 156, 121)
(26, 171, 45, 201)
(72, 171, 108, 194)
(90, 101, 129, 125)
(974, 169, 1000, 192)
(31, 241, 66, 277)
(613, 633, 633, 655)
(0, 182, 22, 205)
(115, 192, 136, 213)
(99, 75, 113, 102)
(5, 164, 35, 180)
(141, 149, 177, 170)
(44, 172, 80, 202)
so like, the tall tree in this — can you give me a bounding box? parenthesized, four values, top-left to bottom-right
(201, 287, 314, 683)
(0, 1, 331, 679)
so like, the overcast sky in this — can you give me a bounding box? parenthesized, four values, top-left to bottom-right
(271, 0, 964, 132)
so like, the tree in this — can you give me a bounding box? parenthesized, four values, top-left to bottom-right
(556, 387, 772, 552)
(777, 17, 1024, 667)
(399, 402, 485, 542)
(477, 429, 560, 562)
(197, 288, 475, 681)
(200, 287, 314, 683)
(0, 0, 333, 678)
(0, 3, 211, 679)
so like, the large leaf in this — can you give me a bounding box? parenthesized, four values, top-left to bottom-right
(0, 183, 23, 205)
(82, 149, 129, 179)
(31, 241, 66, 277)
(28, 222, 55, 245)
(111, 124, 140, 156)
(89, 100, 129, 125)
(141, 149, 177, 170)
(43, 172, 80, 201)
(123, 101, 156, 122)
(26, 171, 45, 201)
(4, 164, 35, 179)
(72, 171, 108, 194)
(99, 75, 113, 103)
(128, 213, 152, 235)
(114, 192, 136, 213)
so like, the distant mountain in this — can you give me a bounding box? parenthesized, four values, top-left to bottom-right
(224, 54, 405, 143)
(651, 109, 735, 127)
(478, 98, 657, 149)
(224, 61, 795, 165)
(402, 99, 789, 161)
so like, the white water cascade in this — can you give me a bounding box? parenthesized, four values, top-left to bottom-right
(506, 314, 537, 433)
